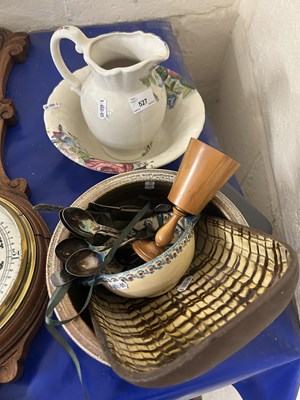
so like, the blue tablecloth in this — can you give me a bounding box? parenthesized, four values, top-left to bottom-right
(1, 20, 300, 400)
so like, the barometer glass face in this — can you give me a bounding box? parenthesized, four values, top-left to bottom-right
(0, 198, 36, 329)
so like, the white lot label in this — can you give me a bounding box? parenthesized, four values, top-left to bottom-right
(43, 102, 60, 110)
(106, 280, 128, 290)
(145, 181, 155, 190)
(177, 276, 193, 292)
(98, 98, 107, 119)
(128, 88, 156, 114)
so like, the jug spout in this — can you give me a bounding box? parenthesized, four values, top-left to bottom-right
(87, 30, 170, 91)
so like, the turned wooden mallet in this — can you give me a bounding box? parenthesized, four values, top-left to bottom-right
(132, 138, 240, 262)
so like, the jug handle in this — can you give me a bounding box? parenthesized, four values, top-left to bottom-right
(50, 26, 89, 95)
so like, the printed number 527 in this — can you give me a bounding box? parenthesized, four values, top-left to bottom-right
(139, 98, 147, 107)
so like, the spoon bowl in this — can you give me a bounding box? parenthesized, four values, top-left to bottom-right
(66, 248, 104, 277)
(51, 245, 142, 286)
(60, 207, 120, 238)
(55, 237, 91, 263)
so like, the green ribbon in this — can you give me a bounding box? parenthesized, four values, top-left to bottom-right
(45, 202, 151, 399)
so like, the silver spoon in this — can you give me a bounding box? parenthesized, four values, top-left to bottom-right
(35, 202, 171, 214)
(64, 233, 149, 278)
(55, 237, 110, 263)
(65, 249, 106, 277)
(51, 233, 151, 286)
(55, 223, 156, 263)
(51, 208, 161, 286)
(50, 249, 126, 287)
(51, 246, 140, 286)
(60, 207, 121, 239)
(88, 202, 171, 215)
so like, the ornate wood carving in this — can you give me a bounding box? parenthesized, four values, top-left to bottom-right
(0, 28, 30, 195)
(0, 28, 50, 383)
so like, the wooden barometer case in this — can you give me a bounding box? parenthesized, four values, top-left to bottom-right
(0, 28, 50, 383)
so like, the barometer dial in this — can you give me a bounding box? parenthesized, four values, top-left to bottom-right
(0, 199, 36, 328)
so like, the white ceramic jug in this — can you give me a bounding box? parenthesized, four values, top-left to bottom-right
(50, 26, 170, 161)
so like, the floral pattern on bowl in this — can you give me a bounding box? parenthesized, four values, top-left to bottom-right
(82, 213, 197, 298)
(101, 231, 193, 284)
(44, 67, 205, 174)
(49, 124, 150, 174)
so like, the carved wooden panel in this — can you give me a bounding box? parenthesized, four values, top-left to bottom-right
(0, 28, 29, 195)
(0, 28, 50, 383)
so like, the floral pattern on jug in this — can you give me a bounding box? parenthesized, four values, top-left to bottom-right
(141, 66, 195, 109)
(48, 67, 195, 174)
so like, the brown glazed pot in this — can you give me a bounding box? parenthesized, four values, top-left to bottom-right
(46, 169, 298, 387)
(46, 170, 248, 364)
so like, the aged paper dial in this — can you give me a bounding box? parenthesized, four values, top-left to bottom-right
(0, 199, 36, 328)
